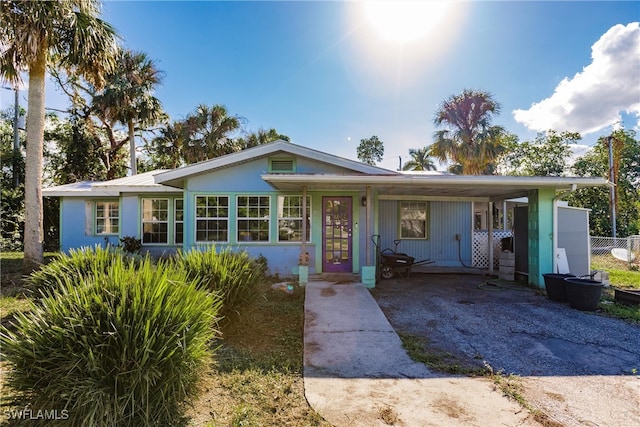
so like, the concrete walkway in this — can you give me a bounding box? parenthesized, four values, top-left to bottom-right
(303, 280, 540, 427)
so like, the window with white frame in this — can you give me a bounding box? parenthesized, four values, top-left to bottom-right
(95, 201, 119, 234)
(195, 196, 229, 242)
(174, 199, 183, 244)
(278, 195, 311, 242)
(237, 196, 270, 242)
(399, 201, 429, 239)
(142, 199, 169, 244)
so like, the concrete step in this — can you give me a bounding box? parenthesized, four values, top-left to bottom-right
(309, 273, 361, 283)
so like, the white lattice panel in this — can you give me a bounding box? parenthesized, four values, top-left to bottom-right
(473, 231, 512, 268)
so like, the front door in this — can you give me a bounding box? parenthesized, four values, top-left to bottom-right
(322, 197, 353, 273)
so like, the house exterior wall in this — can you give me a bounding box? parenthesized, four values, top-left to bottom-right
(177, 156, 369, 276)
(377, 200, 472, 267)
(59, 197, 120, 252)
(120, 195, 139, 238)
(58, 193, 183, 256)
(187, 160, 274, 192)
(176, 190, 367, 276)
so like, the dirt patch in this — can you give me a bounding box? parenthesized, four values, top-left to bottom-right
(433, 397, 470, 421)
(372, 273, 640, 426)
(377, 405, 399, 425)
(320, 287, 337, 297)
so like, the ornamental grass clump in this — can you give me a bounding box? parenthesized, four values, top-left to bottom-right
(176, 247, 265, 318)
(27, 245, 138, 297)
(0, 256, 221, 427)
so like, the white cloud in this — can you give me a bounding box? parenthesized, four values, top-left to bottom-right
(513, 22, 640, 135)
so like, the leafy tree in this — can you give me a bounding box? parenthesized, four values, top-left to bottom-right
(181, 104, 242, 163)
(568, 129, 640, 236)
(429, 89, 507, 175)
(53, 49, 165, 179)
(357, 135, 384, 166)
(402, 147, 436, 171)
(1, 110, 65, 251)
(498, 130, 578, 176)
(44, 114, 109, 184)
(92, 49, 166, 175)
(0, 110, 24, 250)
(1, 0, 120, 273)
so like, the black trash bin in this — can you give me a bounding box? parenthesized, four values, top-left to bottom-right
(542, 273, 575, 302)
(564, 278, 603, 311)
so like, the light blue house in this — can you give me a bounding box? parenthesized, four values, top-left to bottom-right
(43, 140, 608, 287)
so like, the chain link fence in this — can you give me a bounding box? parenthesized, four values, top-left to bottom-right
(590, 235, 640, 271)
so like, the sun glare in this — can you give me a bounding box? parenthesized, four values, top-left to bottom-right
(363, 1, 452, 44)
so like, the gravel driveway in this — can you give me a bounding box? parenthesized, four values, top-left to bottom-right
(371, 273, 640, 426)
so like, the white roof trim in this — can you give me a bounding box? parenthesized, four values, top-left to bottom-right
(154, 140, 397, 187)
(261, 173, 610, 188)
(261, 173, 610, 200)
(43, 170, 179, 197)
(43, 181, 119, 197)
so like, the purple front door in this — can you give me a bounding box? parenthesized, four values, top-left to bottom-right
(322, 197, 353, 273)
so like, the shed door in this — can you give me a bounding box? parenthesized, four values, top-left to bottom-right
(322, 197, 352, 273)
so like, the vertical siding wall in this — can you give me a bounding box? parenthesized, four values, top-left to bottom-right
(378, 200, 472, 266)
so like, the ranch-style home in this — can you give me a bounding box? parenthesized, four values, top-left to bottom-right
(43, 140, 609, 287)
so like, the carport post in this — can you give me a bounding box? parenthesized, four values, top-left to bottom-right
(366, 186, 372, 265)
(488, 201, 494, 273)
(528, 188, 555, 288)
(299, 185, 309, 286)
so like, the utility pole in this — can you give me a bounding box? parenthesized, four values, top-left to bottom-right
(608, 136, 617, 239)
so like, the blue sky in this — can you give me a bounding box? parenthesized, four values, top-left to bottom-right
(2, 1, 639, 171)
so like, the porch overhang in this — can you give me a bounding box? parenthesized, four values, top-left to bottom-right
(261, 174, 611, 201)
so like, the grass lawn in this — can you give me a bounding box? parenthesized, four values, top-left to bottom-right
(0, 252, 330, 427)
(589, 255, 640, 323)
(591, 254, 640, 289)
(185, 285, 331, 427)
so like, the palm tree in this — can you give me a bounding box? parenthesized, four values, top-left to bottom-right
(92, 50, 166, 175)
(237, 128, 288, 150)
(429, 89, 506, 175)
(402, 147, 437, 171)
(145, 121, 186, 169)
(1, 0, 119, 273)
(182, 104, 241, 163)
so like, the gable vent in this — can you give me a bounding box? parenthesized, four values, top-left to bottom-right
(270, 159, 295, 172)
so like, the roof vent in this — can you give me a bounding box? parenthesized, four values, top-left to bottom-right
(270, 159, 295, 173)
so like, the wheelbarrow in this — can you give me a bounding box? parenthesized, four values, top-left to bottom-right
(372, 236, 434, 279)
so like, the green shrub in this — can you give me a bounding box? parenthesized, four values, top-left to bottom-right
(176, 247, 265, 318)
(1, 256, 221, 427)
(119, 236, 142, 254)
(27, 246, 139, 296)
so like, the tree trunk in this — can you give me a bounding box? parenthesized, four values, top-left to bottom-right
(129, 119, 136, 175)
(22, 48, 47, 274)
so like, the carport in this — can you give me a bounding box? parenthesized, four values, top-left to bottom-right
(263, 173, 610, 287)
